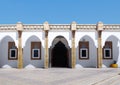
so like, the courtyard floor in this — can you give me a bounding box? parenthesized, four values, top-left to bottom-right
(0, 68, 120, 85)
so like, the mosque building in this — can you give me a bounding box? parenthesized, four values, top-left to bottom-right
(0, 21, 120, 68)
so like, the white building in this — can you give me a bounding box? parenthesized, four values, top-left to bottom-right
(0, 21, 120, 68)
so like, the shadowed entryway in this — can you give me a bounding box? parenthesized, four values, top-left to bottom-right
(51, 41, 69, 67)
(52, 41, 68, 67)
(49, 36, 71, 68)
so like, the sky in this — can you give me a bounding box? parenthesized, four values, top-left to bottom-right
(0, 0, 120, 24)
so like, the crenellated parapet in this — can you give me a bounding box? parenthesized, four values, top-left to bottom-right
(77, 24, 96, 31)
(0, 21, 120, 32)
(49, 24, 70, 31)
(0, 24, 16, 31)
(104, 24, 120, 31)
(23, 24, 43, 31)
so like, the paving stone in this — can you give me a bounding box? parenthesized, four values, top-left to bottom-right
(0, 68, 119, 85)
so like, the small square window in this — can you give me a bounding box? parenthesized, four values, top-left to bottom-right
(31, 42, 41, 60)
(103, 41, 112, 59)
(32, 49, 40, 59)
(80, 48, 88, 59)
(104, 48, 112, 59)
(10, 49, 17, 59)
(79, 41, 89, 60)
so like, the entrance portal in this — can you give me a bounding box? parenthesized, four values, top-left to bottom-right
(51, 41, 68, 67)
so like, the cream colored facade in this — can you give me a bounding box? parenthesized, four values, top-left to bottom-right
(0, 21, 120, 68)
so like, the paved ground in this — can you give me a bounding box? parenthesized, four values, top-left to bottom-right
(0, 68, 120, 85)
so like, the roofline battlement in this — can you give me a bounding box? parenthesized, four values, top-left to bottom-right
(0, 21, 120, 32)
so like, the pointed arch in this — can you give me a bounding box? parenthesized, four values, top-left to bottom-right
(0, 36, 17, 68)
(50, 35, 71, 68)
(103, 35, 119, 67)
(23, 35, 44, 68)
(76, 35, 97, 68)
(52, 36, 69, 48)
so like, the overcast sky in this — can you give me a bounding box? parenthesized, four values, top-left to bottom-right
(0, 0, 120, 24)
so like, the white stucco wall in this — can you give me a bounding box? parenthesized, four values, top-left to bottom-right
(0, 31, 45, 68)
(76, 31, 98, 68)
(0, 30, 120, 68)
(0, 32, 17, 45)
(22, 31, 44, 48)
(0, 32, 17, 68)
(102, 32, 120, 67)
(48, 31, 71, 48)
(22, 32, 44, 68)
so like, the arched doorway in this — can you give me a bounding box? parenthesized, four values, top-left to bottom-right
(50, 36, 70, 68)
(52, 41, 68, 67)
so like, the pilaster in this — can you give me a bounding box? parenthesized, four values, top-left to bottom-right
(97, 21, 103, 68)
(71, 21, 76, 68)
(44, 21, 49, 69)
(16, 22, 23, 69)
